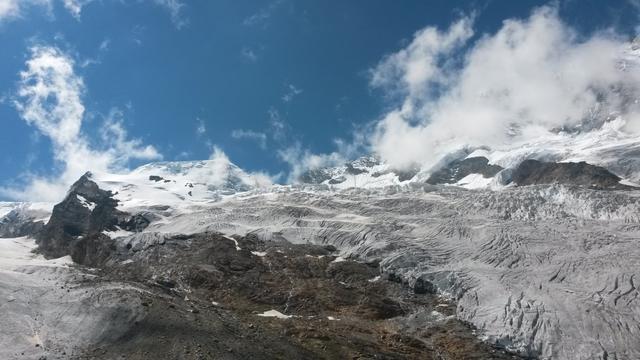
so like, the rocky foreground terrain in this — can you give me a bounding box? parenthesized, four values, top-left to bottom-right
(1, 208, 517, 359)
(2, 154, 640, 359)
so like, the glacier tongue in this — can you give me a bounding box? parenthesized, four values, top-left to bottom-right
(129, 184, 640, 359)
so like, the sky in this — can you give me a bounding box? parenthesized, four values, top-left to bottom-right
(1, 0, 640, 201)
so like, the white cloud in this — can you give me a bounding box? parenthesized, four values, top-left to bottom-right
(0, 0, 90, 21)
(152, 0, 188, 29)
(282, 83, 302, 103)
(99, 38, 110, 52)
(241, 47, 258, 63)
(99, 109, 163, 163)
(231, 129, 267, 149)
(370, 17, 473, 101)
(196, 117, 206, 136)
(61, 0, 92, 19)
(2, 45, 161, 202)
(278, 143, 346, 183)
(268, 107, 287, 141)
(243, 0, 284, 27)
(0, 0, 185, 25)
(369, 6, 640, 170)
(0, 0, 22, 20)
(207, 146, 274, 188)
(0, 0, 51, 22)
(277, 132, 367, 183)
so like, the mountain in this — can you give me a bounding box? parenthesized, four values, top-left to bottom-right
(3, 113, 640, 360)
(0, 150, 638, 359)
(4, 43, 640, 360)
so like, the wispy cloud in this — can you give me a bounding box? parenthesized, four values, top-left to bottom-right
(152, 0, 188, 29)
(99, 38, 110, 51)
(241, 46, 258, 63)
(1, 45, 161, 201)
(61, 0, 93, 19)
(196, 117, 206, 136)
(79, 38, 111, 68)
(0, 0, 186, 26)
(243, 0, 284, 27)
(268, 107, 287, 142)
(281, 83, 302, 103)
(231, 129, 267, 149)
(277, 143, 346, 183)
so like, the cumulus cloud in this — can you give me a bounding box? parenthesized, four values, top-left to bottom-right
(2, 45, 161, 202)
(370, 6, 640, 170)
(231, 129, 267, 149)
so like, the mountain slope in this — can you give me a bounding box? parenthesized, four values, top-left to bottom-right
(4, 166, 636, 359)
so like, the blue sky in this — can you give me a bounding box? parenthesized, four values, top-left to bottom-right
(1, 0, 639, 200)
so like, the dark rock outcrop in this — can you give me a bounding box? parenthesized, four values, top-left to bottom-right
(299, 168, 333, 184)
(0, 208, 46, 238)
(328, 176, 347, 184)
(427, 157, 503, 185)
(511, 160, 634, 190)
(36, 172, 149, 262)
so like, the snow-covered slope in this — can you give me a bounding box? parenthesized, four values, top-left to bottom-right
(93, 158, 272, 212)
(298, 156, 421, 189)
(468, 118, 640, 186)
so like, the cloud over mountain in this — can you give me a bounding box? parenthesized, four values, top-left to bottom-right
(1, 45, 162, 201)
(369, 6, 640, 170)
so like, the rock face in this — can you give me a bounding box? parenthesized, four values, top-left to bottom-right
(36, 172, 148, 262)
(0, 207, 46, 238)
(426, 157, 503, 185)
(511, 159, 632, 189)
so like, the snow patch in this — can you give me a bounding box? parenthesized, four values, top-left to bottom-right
(102, 227, 134, 239)
(454, 174, 494, 189)
(76, 195, 96, 211)
(257, 310, 292, 319)
(223, 235, 241, 251)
